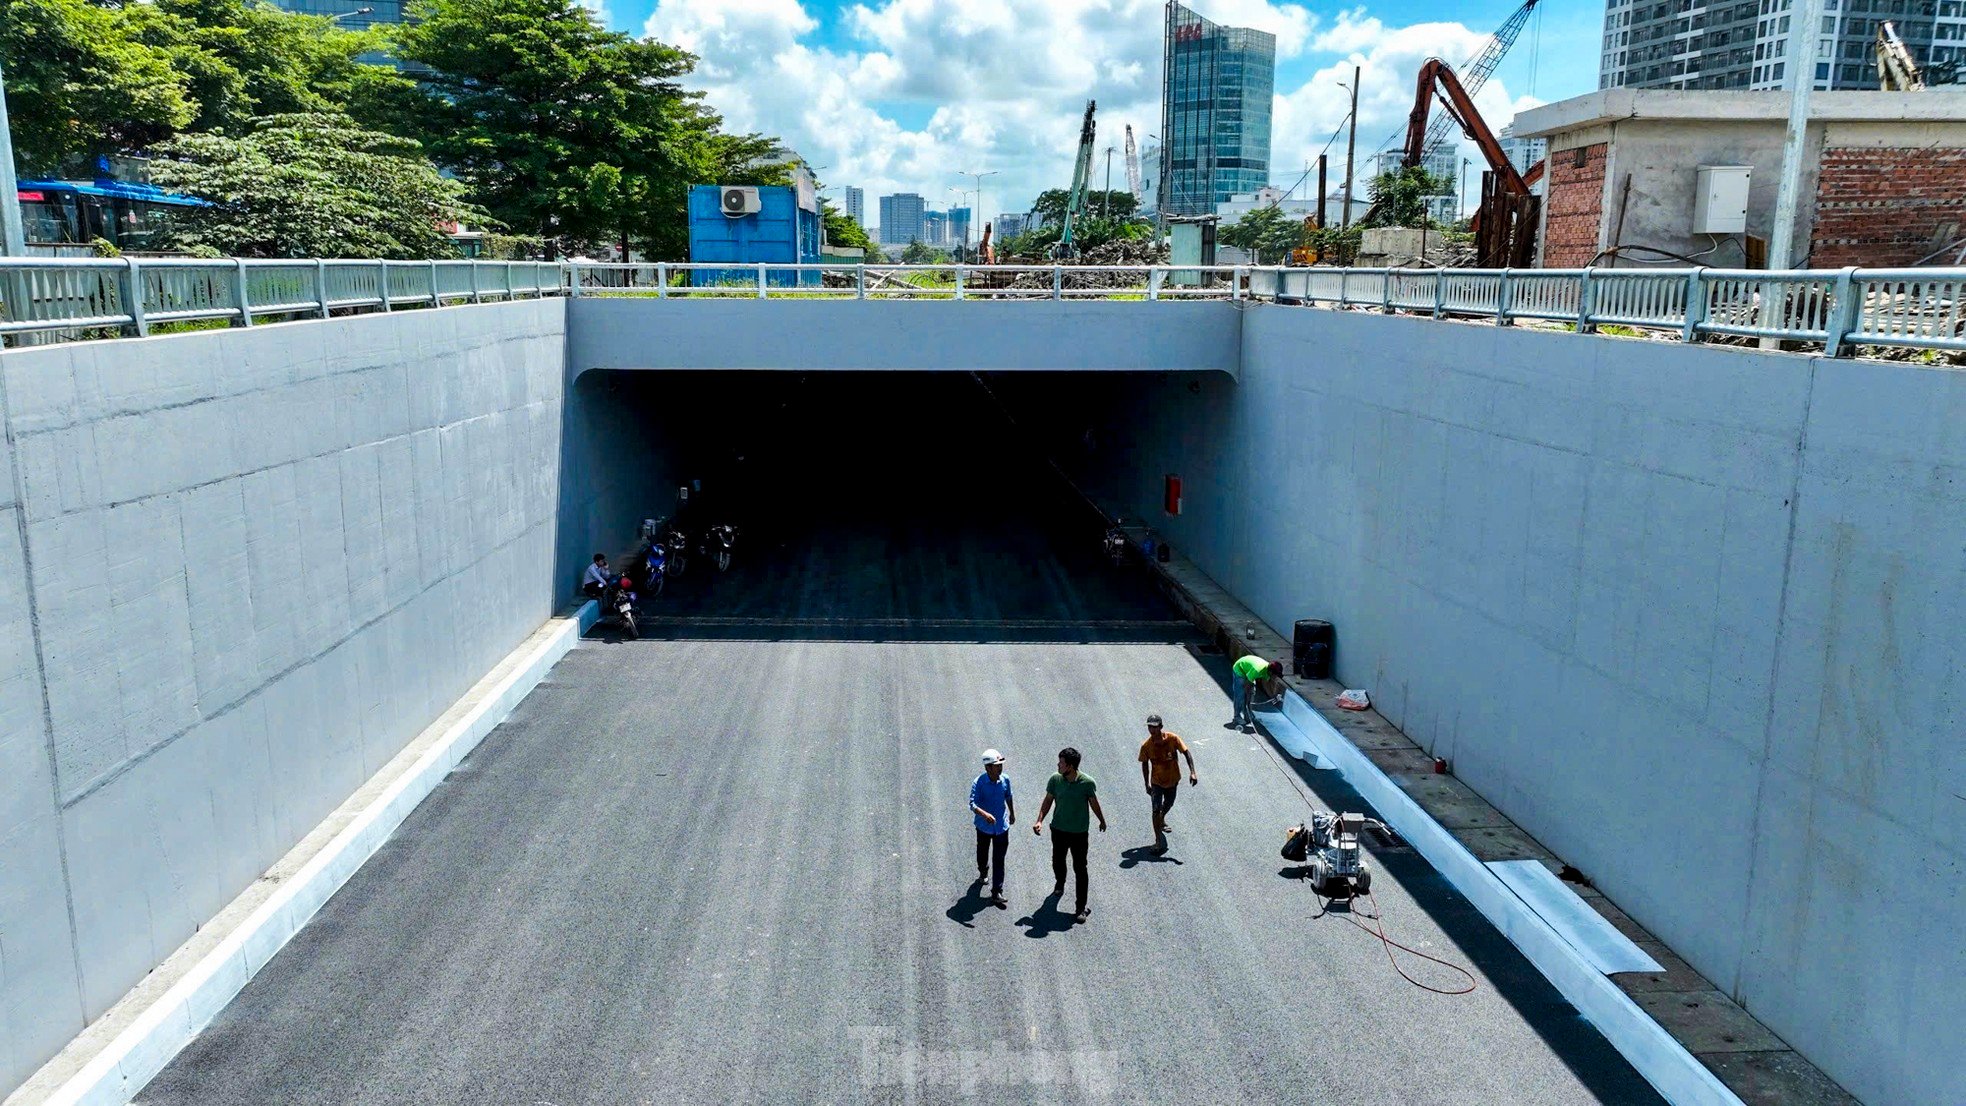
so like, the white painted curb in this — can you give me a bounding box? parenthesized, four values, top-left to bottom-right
(40, 603, 597, 1106)
(1270, 690, 1744, 1106)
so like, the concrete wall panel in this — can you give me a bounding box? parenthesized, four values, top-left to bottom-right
(1029, 307, 1962, 1106)
(0, 299, 568, 1095)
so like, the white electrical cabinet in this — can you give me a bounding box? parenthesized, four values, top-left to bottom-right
(1692, 165, 1751, 234)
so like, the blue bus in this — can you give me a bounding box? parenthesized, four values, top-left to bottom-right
(17, 178, 209, 254)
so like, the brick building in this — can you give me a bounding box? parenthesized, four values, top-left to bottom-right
(1511, 88, 1966, 269)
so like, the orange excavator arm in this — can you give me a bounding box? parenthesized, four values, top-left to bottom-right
(1405, 58, 1529, 196)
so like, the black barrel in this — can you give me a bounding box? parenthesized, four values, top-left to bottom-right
(1293, 619, 1334, 679)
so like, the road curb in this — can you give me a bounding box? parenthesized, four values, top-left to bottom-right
(25, 603, 596, 1106)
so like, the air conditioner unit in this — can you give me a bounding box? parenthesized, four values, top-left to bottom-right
(720, 186, 761, 218)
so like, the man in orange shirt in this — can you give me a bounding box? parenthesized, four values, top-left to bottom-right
(1137, 714, 1197, 855)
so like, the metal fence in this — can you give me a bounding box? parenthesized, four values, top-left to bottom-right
(6, 257, 1966, 358)
(0, 257, 563, 340)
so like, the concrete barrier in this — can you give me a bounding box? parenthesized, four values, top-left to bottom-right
(0, 301, 567, 1094)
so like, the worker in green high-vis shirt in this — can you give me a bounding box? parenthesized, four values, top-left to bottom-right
(1227, 654, 1280, 732)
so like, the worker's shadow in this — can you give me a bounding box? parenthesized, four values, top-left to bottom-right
(1118, 845, 1183, 869)
(944, 881, 999, 929)
(1012, 892, 1078, 938)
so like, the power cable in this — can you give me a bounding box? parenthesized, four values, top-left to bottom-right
(1246, 707, 1480, 996)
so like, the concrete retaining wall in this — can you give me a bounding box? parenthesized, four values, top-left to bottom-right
(567, 299, 1243, 377)
(1016, 309, 1963, 1106)
(0, 301, 568, 1093)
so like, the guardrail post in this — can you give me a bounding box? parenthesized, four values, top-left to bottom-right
(316, 260, 332, 318)
(756, 263, 768, 299)
(1497, 269, 1514, 327)
(1681, 268, 1708, 343)
(1380, 270, 1394, 314)
(1233, 266, 1247, 301)
(123, 257, 149, 337)
(467, 261, 481, 305)
(428, 259, 440, 305)
(1148, 267, 1162, 301)
(378, 261, 392, 312)
(1338, 268, 1350, 309)
(1825, 266, 1860, 358)
(569, 261, 583, 298)
(1432, 270, 1445, 319)
(233, 259, 253, 327)
(1051, 265, 1062, 301)
(657, 262, 669, 299)
(954, 264, 966, 301)
(1576, 267, 1597, 334)
(855, 265, 866, 300)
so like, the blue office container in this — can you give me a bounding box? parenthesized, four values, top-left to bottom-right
(687, 185, 823, 288)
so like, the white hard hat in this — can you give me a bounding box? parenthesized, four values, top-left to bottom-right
(981, 749, 1005, 766)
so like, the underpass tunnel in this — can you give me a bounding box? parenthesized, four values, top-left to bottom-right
(556, 370, 1191, 637)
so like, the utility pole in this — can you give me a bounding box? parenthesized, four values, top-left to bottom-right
(0, 58, 26, 256)
(1341, 65, 1361, 231)
(1103, 146, 1116, 218)
(961, 168, 997, 245)
(1768, 0, 1825, 271)
(1316, 153, 1328, 262)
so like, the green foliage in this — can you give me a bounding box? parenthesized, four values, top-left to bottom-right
(148, 113, 484, 258)
(820, 199, 874, 253)
(1218, 205, 1307, 264)
(1365, 166, 1454, 229)
(899, 240, 945, 265)
(391, 0, 784, 257)
(1002, 215, 1150, 259)
(0, 0, 196, 173)
(1301, 223, 1363, 265)
(1029, 188, 1138, 228)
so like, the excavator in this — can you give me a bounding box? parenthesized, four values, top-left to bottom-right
(1350, 57, 1543, 267)
(1876, 20, 1961, 89)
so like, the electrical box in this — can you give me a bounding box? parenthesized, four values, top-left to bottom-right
(1692, 166, 1751, 234)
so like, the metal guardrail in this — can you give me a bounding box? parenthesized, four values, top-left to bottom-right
(0, 257, 563, 339)
(4, 257, 1965, 358)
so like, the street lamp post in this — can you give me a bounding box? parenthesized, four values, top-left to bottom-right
(948, 187, 972, 258)
(960, 169, 998, 246)
(0, 57, 27, 256)
(1339, 67, 1360, 230)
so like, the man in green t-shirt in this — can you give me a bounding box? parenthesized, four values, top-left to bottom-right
(1033, 747, 1106, 922)
(1227, 654, 1280, 732)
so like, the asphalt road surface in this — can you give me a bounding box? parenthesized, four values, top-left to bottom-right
(139, 375, 1663, 1103)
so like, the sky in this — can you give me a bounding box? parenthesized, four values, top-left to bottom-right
(591, 0, 1606, 223)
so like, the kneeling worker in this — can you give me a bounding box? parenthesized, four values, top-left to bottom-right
(1227, 654, 1281, 732)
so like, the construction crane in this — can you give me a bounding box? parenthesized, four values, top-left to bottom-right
(1123, 125, 1145, 203)
(1878, 21, 1925, 88)
(1391, 58, 1539, 265)
(1372, 0, 1540, 163)
(1059, 100, 1098, 256)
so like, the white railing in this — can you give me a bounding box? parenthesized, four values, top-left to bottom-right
(0, 257, 563, 339)
(6, 257, 1966, 357)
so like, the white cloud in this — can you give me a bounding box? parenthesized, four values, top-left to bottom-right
(642, 0, 1536, 224)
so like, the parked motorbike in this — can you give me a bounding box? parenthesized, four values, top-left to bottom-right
(606, 576, 639, 640)
(639, 540, 668, 599)
(700, 523, 737, 573)
(662, 527, 689, 577)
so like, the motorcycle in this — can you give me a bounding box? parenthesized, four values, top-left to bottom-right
(606, 575, 639, 640)
(639, 540, 668, 599)
(661, 527, 689, 577)
(699, 523, 737, 573)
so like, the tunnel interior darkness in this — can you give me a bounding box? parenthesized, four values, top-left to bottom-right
(561, 371, 1191, 641)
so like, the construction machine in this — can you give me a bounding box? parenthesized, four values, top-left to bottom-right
(1369, 58, 1541, 266)
(1058, 100, 1099, 257)
(1878, 21, 1925, 89)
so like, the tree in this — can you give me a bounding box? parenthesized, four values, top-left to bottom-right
(1365, 166, 1454, 229)
(899, 240, 942, 265)
(820, 199, 874, 253)
(148, 113, 484, 258)
(391, 0, 784, 258)
(0, 0, 195, 173)
(1218, 204, 1306, 264)
(1029, 188, 1137, 227)
(128, 0, 411, 138)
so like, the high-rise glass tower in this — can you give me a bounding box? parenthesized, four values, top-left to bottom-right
(879, 193, 926, 245)
(1158, 1, 1276, 217)
(1598, 0, 1965, 90)
(844, 187, 865, 227)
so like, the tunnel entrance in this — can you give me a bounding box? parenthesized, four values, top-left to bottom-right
(570, 371, 1191, 642)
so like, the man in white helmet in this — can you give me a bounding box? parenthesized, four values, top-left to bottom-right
(969, 749, 1016, 907)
